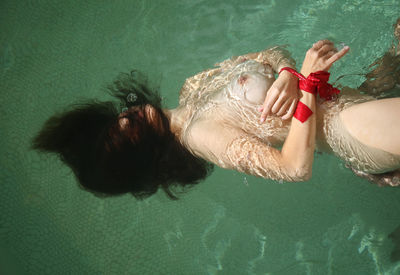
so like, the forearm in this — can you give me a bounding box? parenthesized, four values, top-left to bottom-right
(229, 40, 347, 182)
(280, 90, 316, 179)
(274, 38, 349, 179)
(221, 87, 316, 182)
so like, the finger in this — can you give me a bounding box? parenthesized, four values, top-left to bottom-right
(276, 99, 291, 116)
(281, 99, 298, 120)
(271, 94, 286, 114)
(260, 90, 279, 123)
(313, 40, 333, 50)
(325, 49, 337, 59)
(327, 45, 350, 64)
(260, 99, 276, 122)
(271, 93, 290, 114)
(318, 44, 336, 56)
(312, 40, 331, 50)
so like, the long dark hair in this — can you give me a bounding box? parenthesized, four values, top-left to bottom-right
(32, 70, 213, 200)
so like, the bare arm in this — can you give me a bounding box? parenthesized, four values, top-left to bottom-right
(178, 67, 222, 105)
(215, 46, 301, 120)
(221, 86, 316, 181)
(215, 46, 296, 72)
(241, 46, 296, 73)
(275, 40, 350, 178)
(188, 124, 312, 182)
(179, 46, 296, 106)
(201, 40, 350, 181)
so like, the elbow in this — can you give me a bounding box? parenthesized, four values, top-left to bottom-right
(288, 166, 312, 182)
(299, 169, 312, 181)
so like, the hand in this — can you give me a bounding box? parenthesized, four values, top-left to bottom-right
(258, 70, 300, 123)
(300, 40, 350, 77)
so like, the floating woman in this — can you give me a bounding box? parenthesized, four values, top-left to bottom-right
(32, 19, 400, 200)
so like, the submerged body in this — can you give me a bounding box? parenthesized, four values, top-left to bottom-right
(33, 25, 400, 200)
(176, 55, 400, 181)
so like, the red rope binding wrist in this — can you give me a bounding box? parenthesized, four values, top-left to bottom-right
(279, 67, 340, 100)
(279, 67, 341, 123)
(293, 101, 313, 123)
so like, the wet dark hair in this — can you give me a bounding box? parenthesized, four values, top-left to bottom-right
(32, 70, 213, 200)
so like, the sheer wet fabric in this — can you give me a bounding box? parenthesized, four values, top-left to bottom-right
(177, 48, 400, 182)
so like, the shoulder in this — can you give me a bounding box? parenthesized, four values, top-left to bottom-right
(183, 119, 245, 167)
(178, 67, 222, 105)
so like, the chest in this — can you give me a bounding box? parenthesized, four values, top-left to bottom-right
(181, 60, 289, 145)
(227, 70, 275, 104)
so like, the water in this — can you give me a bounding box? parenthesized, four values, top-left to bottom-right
(1, 0, 400, 274)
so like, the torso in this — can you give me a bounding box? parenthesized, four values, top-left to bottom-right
(178, 60, 291, 149)
(177, 59, 378, 167)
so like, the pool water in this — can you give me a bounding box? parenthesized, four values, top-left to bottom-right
(1, 0, 400, 274)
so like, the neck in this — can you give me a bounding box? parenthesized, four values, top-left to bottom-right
(163, 106, 190, 139)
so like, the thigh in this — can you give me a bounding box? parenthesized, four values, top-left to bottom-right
(351, 168, 400, 186)
(339, 98, 400, 155)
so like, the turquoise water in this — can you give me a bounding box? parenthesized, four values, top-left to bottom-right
(1, 0, 400, 274)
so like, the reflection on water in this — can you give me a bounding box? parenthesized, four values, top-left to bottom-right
(389, 225, 400, 263)
(1, 0, 400, 274)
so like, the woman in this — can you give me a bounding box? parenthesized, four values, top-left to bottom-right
(33, 22, 400, 200)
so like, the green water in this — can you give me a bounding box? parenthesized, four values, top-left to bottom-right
(1, 0, 400, 274)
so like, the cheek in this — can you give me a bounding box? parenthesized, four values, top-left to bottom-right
(152, 115, 168, 135)
(142, 110, 167, 136)
(119, 118, 129, 128)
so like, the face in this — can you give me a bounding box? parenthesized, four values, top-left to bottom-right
(118, 105, 166, 134)
(143, 105, 159, 124)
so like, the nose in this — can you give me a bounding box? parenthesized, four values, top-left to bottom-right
(118, 117, 129, 129)
(144, 105, 155, 120)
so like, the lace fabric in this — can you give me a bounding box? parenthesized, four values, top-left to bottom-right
(178, 47, 295, 149)
(177, 48, 400, 181)
(319, 87, 400, 174)
(223, 135, 303, 182)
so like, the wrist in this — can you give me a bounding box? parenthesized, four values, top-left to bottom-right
(278, 64, 295, 74)
(300, 90, 315, 97)
(300, 70, 310, 78)
(280, 70, 298, 82)
(299, 91, 315, 107)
